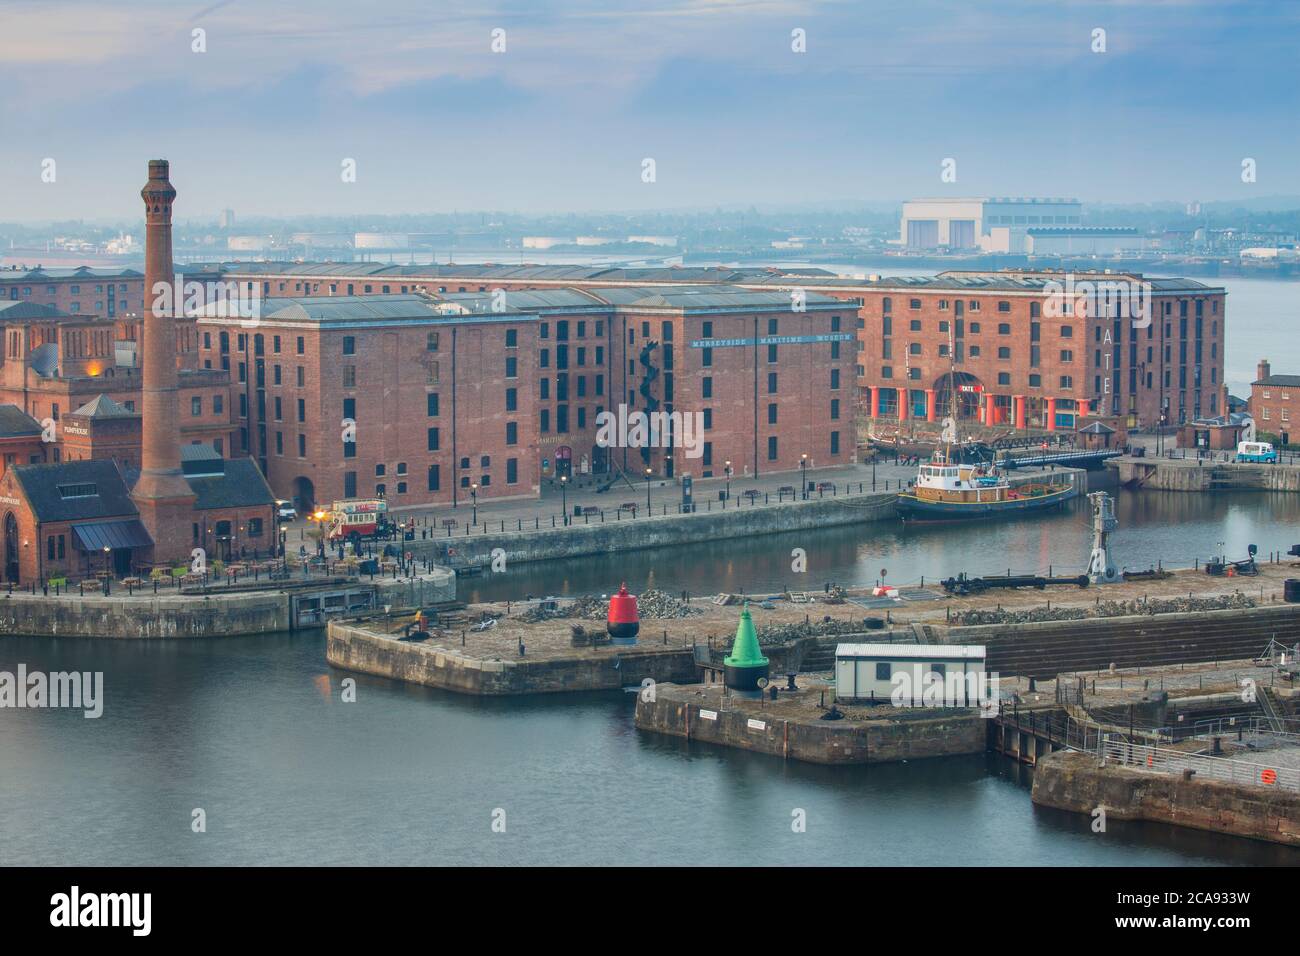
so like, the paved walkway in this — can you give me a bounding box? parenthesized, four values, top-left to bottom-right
(281, 461, 920, 541)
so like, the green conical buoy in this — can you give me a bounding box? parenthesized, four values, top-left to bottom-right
(723, 604, 770, 692)
(725, 604, 768, 667)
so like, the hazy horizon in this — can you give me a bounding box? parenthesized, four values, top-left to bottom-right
(3, 0, 1298, 221)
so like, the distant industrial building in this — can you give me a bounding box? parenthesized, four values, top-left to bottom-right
(1025, 227, 1147, 256)
(900, 197, 1083, 254)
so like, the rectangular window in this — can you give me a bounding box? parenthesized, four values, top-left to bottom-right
(767, 436, 778, 461)
(427, 393, 439, 417)
(427, 427, 440, 451)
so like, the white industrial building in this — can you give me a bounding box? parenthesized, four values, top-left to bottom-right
(900, 197, 1083, 254)
(835, 643, 989, 707)
(1025, 227, 1148, 256)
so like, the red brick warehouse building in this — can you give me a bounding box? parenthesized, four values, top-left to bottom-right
(843, 271, 1226, 432)
(0, 265, 145, 319)
(205, 262, 1225, 434)
(193, 284, 852, 513)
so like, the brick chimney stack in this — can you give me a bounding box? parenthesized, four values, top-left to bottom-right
(1257, 358, 1272, 383)
(131, 159, 195, 557)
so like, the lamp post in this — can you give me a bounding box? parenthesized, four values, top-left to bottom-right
(559, 475, 568, 525)
(312, 509, 327, 557)
(645, 466, 653, 514)
(102, 546, 111, 595)
(800, 453, 808, 500)
(278, 527, 287, 561)
(724, 460, 732, 502)
(470, 483, 479, 526)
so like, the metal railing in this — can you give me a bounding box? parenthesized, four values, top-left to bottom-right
(1156, 714, 1300, 744)
(1100, 734, 1300, 792)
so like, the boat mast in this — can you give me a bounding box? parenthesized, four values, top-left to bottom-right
(944, 319, 958, 463)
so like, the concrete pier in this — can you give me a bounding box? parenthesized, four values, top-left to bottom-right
(0, 568, 455, 638)
(1033, 749, 1300, 847)
(1110, 454, 1300, 492)
(634, 680, 987, 765)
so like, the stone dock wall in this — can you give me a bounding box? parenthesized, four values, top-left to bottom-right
(1111, 456, 1300, 492)
(404, 491, 900, 569)
(326, 621, 697, 695)
(0, 568, 455, 639)
(633, 688, 987, 765)
(1032, 749, 1300, 846)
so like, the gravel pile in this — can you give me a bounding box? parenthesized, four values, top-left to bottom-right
(525, 588, 705, 623)
(755, 617, 879, 646)
(952, 591, 1256, 627)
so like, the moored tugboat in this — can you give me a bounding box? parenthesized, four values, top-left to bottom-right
(897, 339, 1075, 521)
(897, 450, 1075, 520)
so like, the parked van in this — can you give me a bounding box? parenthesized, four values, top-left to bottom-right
(276, 500, 298, 522)
(1235, 441, 1279, 463)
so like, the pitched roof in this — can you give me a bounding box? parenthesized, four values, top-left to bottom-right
(69, 394, 136, 419)
(187, 458, 275, 511)
(0, 301, 69, 320)
(0, 405, 43, 439)
(11, 459, 138, 523)
(1257, 374, 1300, 388)
(29, 343, 58, 377)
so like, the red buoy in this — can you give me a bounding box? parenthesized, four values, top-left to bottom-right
(607, 583, 640, 644)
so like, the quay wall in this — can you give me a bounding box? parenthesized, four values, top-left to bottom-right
(634, 688, 987, 764)
(923, 604, 1300, 678)
(1110, 456, 1300, 492)
(406, 491, 899, 569)
(1032, 749, 1300, 847)
(326, 621, 697, 695)
(0, 569, 455, 639)
(0, 589, 289, 639)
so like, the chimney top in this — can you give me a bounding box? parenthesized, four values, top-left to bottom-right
(148, 159, 170, 178)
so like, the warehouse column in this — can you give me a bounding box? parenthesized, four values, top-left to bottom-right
(1014, 394, 1027, 430)
(1045, 397, 1057, 431)
(925, 389, 937, 423)
(870, 387, 881, 419)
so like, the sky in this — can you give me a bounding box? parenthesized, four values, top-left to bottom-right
(1, 0, 1298, 220)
